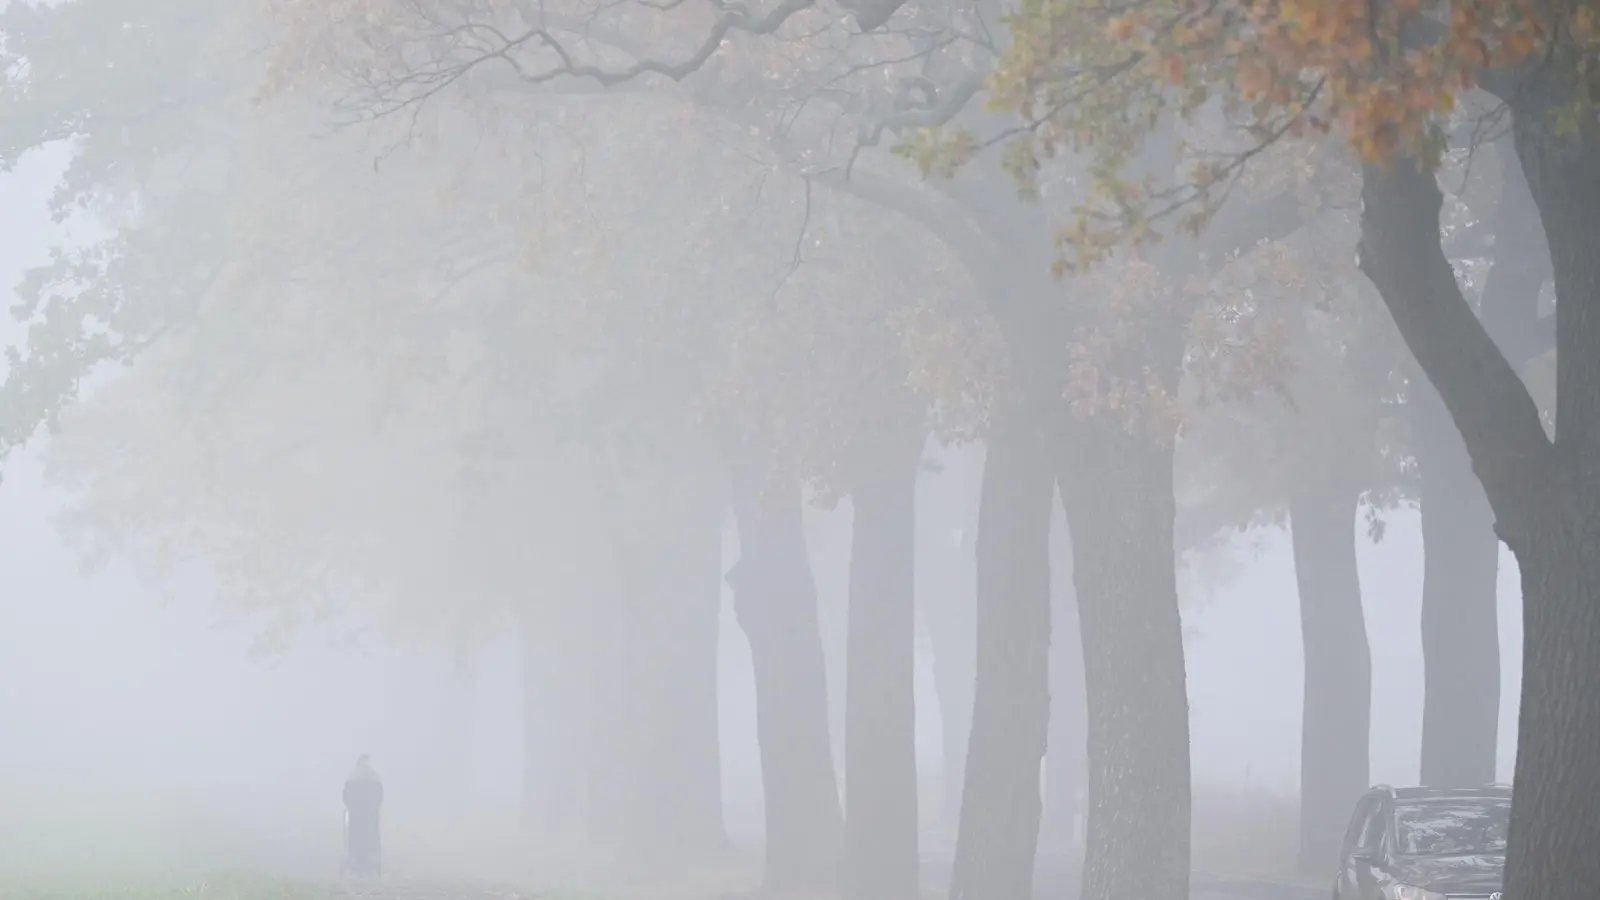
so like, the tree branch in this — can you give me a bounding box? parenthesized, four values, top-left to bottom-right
(1357, 157, 1553, 535)
(510, 0, 818, 87)
(328, 0, 823, 120)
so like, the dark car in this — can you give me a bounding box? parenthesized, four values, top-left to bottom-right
(1333, 784, 1510, 900)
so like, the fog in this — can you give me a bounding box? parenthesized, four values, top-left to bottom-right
(0, 4, 1576, 899)
(0, 171, 1525, 880)
(0, 421, 1526, 885)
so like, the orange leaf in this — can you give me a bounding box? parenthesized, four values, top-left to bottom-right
(1504, 32, 1535, 60)
(1162, 55, 1185, 85)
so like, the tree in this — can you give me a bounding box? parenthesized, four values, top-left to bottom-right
(1414, 134, 1551, 790)
(970, 1, 1600, 897)
(707, 197, 1006, 898)
(0, 0, 725, 867)
(5, 4, 1015, 889)
(1177, 213, 1413, 873)
(5, 4, 1358, 900)
(949, 395, 1054, 900)
(914, 438, 983, 831)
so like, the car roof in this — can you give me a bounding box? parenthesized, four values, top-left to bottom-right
(1386, 785, 1512, 803)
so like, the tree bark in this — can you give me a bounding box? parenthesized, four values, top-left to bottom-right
(810, 506, 851, 784)
(1413, 138, 1546, 792)
(924, 554, 976, 830)
(1356, 113, 1600, 900)
(1502, 531, 1600, 900)
(842, 421, 925, 900)
(1055, 423, 1190, 900)
(615, 474, 728, 867)
(947, 409, 1054, 900)
(1499, 104, 1600, 900)
(1289, 479, 1371, 874)
(724, 458, 844, 893)
(1413, 380, 1500, 789)
(1043, 493, 1086, 850)
(918, 441, 980, 830)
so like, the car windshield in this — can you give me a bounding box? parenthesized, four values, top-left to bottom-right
(1395, 798, 1511, 857)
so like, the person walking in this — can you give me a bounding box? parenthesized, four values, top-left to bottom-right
(343, 754, 384, 877)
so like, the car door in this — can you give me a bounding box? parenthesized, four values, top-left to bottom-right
(1350, 796, 1391, 900)
(1337, 795, 1378, 899)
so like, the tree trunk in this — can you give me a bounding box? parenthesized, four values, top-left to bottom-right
(1413, 380, 1500, 789)
(724, 459, 843, 892)
(519, 603, 588, 840)
(924, 556, 976, 831)
(1289, 479, 1371, 874)
(1502, 533, 1600, 900)
(1411, 135, 1549, 792)
(918, 441, 980, 831)
(806, 503, 852, 789)
(947, 408, 1054, 900)
(1043, 493, 1086, 850)
(1054, 422, 1190, 900)
(1356, 128, 1600, 900)
(1499, 108, 1600, 900)
(615, 476, 728, 868)
(842, 423, 924, 900)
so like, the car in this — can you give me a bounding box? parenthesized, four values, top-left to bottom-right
(1332, 784, 1510, 900)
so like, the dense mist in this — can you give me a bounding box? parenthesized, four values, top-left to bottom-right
(2, 2, 1596, 900)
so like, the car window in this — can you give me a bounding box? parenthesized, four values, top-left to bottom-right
(1343, 797, 1376, 853)
(1360, 799, 1388, 850)
(1394, 798, 1511, 857)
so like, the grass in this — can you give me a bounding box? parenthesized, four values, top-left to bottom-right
(0, 780, 1326, 899)
(0, 873, 336, 900)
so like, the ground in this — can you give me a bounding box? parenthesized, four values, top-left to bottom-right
(0, 874, 551, 900)
(0, 856, 1326, 900)
(0, 783, 1325, 900)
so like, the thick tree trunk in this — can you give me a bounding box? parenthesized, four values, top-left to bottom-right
(1413, 381, 1500, 789)
(1503, 534, 1600, 900)
(1500, 109, 1600, 900)
(924, 557, 976, 830)
(615, 478, 728, 867)
(1288, 480, 1371, 874)
(724, 461, 843, 892)
(1043, 494, 1086, 850)
(1055, 423, 1190, 900)
(918, 441, 980, 831)
(947, 410, 1054, 900)
(1356, 121, 1600, 900)
(842, 423, 924, 900)
(806, 504, 851, 788)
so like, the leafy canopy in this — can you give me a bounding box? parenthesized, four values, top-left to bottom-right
(968, 0, 1599, 264)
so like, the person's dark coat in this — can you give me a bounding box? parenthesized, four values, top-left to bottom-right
(343, 756, 384, 876)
